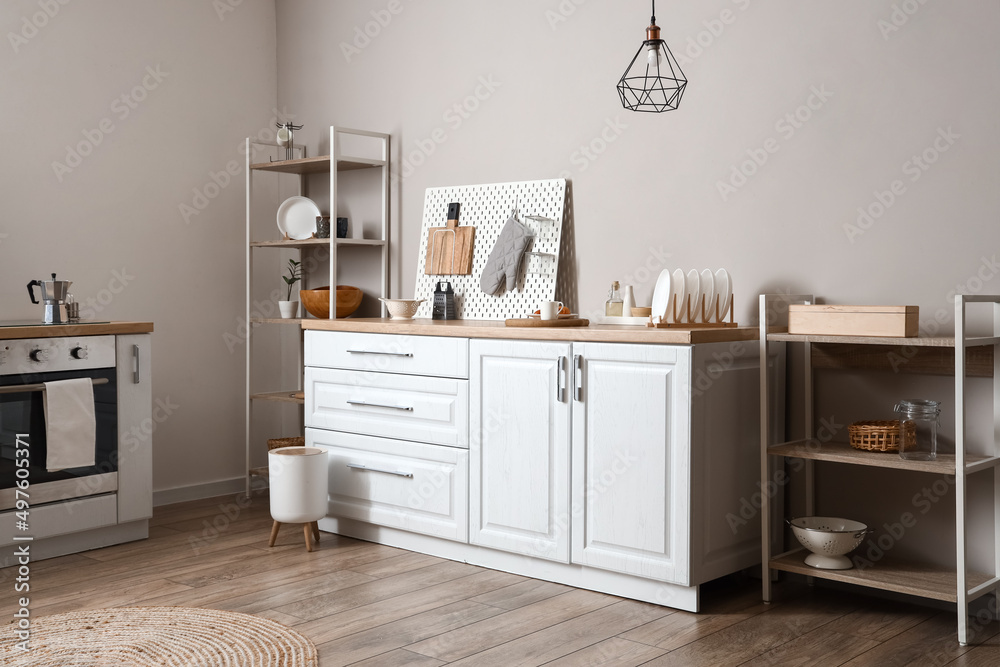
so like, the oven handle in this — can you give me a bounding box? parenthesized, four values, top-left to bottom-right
(0, 377, 110, 395)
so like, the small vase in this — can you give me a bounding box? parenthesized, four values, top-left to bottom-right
(278, 300, 299, 319)
(622, 285, 636, 317)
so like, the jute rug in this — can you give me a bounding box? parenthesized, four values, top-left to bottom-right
(0, 606, 317, 666)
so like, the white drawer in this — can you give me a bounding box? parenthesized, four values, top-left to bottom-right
(0, 494, 117, 547)
(305, 367, 469, 448)
(306, 428, 468, 543)
(305, 330, 469, 379)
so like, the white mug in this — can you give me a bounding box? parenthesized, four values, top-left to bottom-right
(539, 301, 564, 320)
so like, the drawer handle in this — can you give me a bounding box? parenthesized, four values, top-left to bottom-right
(346, 349, 413, 357)
(346, 399, 413, 412)
(557, 356, 567, 403)
(346, 463, 414, 478)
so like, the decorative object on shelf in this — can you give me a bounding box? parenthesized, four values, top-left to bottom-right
(315, 216, 331, 239)
(432, 281, 458, 320)
(279, 259, 302, 319)
(617, 0, 687, 113)
(787, 304, 919, 337)
(300, 285, 362, 319)
(480, 213, 532, 296)
(848, 420, 911, 452)
(276, 196, 321, 240)
(788, 517, 871, 570)
(605, 281, 624, 317)
(425, 202, 476, 275)
(379, 298, 425, 320)
(274, 121, 303, 161)
(631, 306, 652, 318)
(336, 217, 348, 239)
(895, 399, 941, 461)
(622, 284, 636, 317)
(268, 446, 327, 552)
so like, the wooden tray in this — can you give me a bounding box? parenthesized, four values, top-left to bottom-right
(505, 318, 590, 328)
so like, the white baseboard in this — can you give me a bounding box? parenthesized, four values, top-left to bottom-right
(153, 477, 246, 507)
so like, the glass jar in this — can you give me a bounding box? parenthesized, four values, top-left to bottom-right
(894, 399, 941, 461)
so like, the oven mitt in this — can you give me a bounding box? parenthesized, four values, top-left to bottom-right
(480, 215, 531, 295)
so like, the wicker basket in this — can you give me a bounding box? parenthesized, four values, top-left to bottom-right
(267, 436, 304, 451)
(848, 420, 915, 452)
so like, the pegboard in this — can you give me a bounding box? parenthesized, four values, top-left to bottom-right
(413, 179, 567, 320)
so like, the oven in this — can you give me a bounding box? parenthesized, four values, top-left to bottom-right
(0, 336, 118, 510)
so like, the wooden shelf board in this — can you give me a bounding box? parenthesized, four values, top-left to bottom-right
(250, 391, 304, 404)
(767, 439, 998, 474)
(249, 318, 305, 325)
(770, 549, 993, 603)
(250, 155, 385, 174)
(251, 238, 386, 248)
(811, 343, 993, 378)
(769, 332, 957, 347)
(249, 466, 269, 478)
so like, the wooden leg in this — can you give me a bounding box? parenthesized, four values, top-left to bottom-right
(268, 521, 281, 548)
(311, 521, 320, 543)
(303, 523, 313, 552)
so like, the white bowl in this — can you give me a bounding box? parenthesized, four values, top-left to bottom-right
(379, 298, 425, 320)
(789, 516, 871, 570)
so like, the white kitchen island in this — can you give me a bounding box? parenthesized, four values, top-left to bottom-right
(301, 319, 770, 612)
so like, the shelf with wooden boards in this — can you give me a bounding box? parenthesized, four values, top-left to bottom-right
(759, 293, 1000, 647)
(250, 238, 386, 249)
(250, 390, 304, 405)
(250, 154, 386, 174)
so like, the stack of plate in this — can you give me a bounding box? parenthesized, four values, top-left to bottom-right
(650, 268, 733, 325)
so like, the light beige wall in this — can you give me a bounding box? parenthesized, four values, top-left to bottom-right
(274, 1, 1000, 569)
(0, 0, 278, 495)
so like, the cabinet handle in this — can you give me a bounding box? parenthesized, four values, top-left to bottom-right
(346, 349, 413, 357)
(557, 356, 567, 402)
(346, 463, 413, 478)
(132, 344, 140, 384)
(574, 354, 583, 402)
(346, 399, 413, 411)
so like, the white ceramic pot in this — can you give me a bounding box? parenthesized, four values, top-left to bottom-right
(278, 300, 299, 318)
(268, 447, 328, 523)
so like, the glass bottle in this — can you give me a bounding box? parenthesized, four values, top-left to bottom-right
(605, 281, 623, 317)
(894, 399, 941, 461)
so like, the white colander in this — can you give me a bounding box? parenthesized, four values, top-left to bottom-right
(788, 516, 871, 570)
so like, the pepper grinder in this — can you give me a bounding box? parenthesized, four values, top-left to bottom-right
(432, 281, 457, 320)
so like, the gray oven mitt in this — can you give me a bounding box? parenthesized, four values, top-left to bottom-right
(480, 215, 531, 295)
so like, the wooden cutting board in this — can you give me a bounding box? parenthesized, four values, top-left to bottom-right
(424, 212, 475, 275)
(505, 318, 590, 327)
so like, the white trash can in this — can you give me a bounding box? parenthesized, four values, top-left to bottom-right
(268, 446, 328, 551)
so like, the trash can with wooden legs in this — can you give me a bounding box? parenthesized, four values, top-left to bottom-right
(267, 446, 328, 552)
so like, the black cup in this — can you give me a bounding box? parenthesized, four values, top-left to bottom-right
(336, 217, 348, 238)
(316, 216, 331, 239)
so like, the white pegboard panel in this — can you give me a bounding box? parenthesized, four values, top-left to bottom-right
(413, 179, 567, 320)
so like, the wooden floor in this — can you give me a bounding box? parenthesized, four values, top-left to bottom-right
(2, 494, 997, 666)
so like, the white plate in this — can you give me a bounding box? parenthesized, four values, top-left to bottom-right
(650, 269, 673, 324)
(276, 196, 320, 240)
(714, 269, 732, 323)
(699, 269, 715, 323)
(684, 270, 701, 324)
(670, 268, 685, 323)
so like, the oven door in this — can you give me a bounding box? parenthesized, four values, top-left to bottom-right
(0, 368, 118, 510)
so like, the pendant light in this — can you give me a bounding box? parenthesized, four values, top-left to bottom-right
(617, 0, 687, 113)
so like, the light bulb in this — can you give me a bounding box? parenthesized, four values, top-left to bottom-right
(646, 42, 662, 69)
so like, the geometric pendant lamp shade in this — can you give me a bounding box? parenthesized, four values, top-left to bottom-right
(617, 1, 687, 113)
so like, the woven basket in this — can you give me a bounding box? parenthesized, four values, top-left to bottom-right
(267, 436, 304, 451)
(848, 420, 915, 452)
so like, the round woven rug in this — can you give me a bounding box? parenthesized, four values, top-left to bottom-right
(0, 606, 317, 666)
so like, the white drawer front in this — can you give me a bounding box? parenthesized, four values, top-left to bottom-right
(306, 428, 468, 542)
(305, 367, 469, 448)
(305, 330, 469, 379)
(0, 495, 117, 547)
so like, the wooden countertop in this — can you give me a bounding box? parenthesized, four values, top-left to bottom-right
(302, 318, 758, 345)
(0, 321, 154, 340)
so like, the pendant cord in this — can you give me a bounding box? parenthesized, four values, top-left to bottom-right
(651, 0, 656, 24)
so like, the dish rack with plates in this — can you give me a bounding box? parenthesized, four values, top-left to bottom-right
(646, 267, 738, 329)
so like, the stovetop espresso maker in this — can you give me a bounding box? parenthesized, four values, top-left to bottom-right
(27, 273, 73, 324)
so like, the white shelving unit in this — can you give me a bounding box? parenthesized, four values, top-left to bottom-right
(758, 293, 1000, 645)
(244, 126, 391, 495)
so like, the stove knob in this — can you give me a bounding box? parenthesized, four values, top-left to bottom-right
(30, 348, 49, 363)
(71, 345, 89, 360)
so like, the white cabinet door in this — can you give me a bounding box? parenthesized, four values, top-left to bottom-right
(571, 342, 692, 584)
(116, 334, 152, 523)
(470, 340, 572, 562)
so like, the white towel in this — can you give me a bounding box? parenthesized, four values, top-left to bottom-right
(43, 378, 96, 472)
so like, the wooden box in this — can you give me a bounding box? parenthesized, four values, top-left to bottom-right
(787, 305, 919, 338)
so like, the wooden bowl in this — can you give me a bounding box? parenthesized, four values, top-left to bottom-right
(630, 307, 652, 317)
(300, 285, 362, 319)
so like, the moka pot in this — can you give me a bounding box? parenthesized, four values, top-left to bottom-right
(27, 273, 72, 324)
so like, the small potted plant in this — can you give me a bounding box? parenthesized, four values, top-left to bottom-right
(278, 259, 302, 318)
